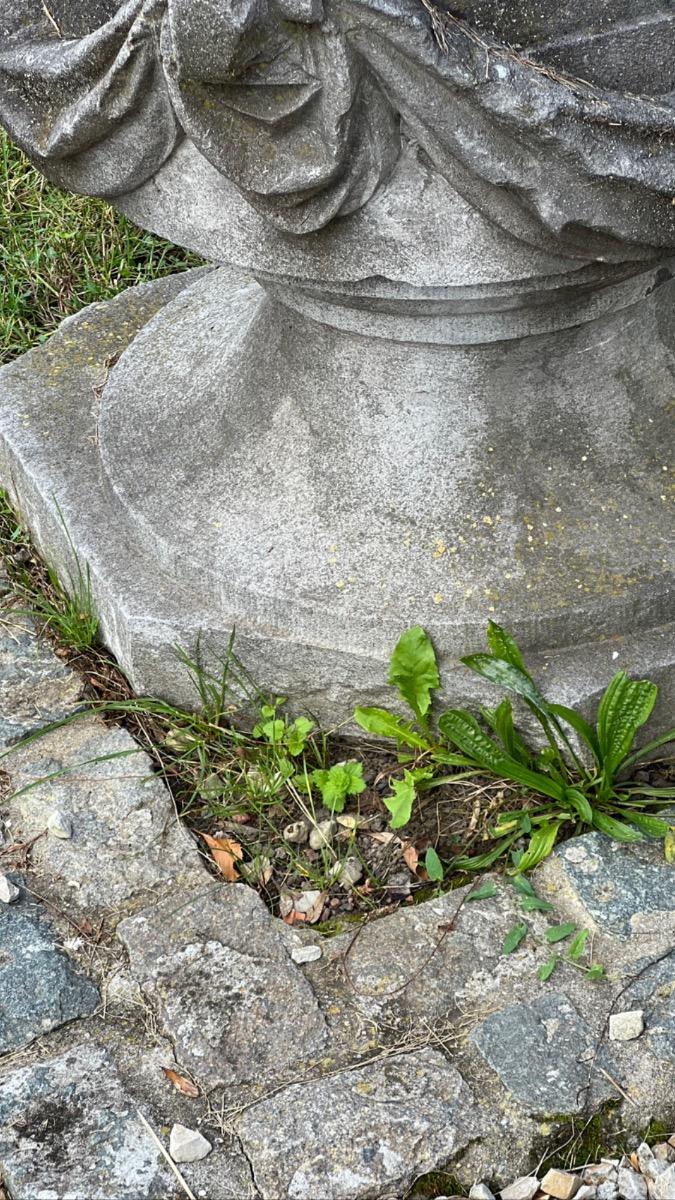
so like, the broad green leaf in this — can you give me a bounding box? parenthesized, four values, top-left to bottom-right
(521, 895, 555, 913)
(438, 710, 565, 802)
(494, 698, 532, 765)
(549, 703, 600, 762)
(520, 813, 532, 833)
(252, 718, 285, 743)
(511, 874, 536, 897)
(596, 672, 657, 781)
(387, 627, 440, 726)
(485, 621, 527, 672)
(425, 847, 444, 881)
(312, 761, 366, 813)
(513, 821, 562, 873)
(538, 954, 558, 981)
(567, 929, 589, 961)
(383, 770, 418, 829)
(665, 829, 675, 864)
(353, 706, 431, 751)
(503, 923, 529, 954)
(619, 812, 670, 838)
(286, 717, 315, 756)
(592, 810, 644, 842)
(545, 922, 577, 943)
(461, 654, 547, 715)
(466, 880, 497, 901)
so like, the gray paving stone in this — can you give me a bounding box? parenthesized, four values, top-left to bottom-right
(118, 882, 329, 1090)
(3, 715, 207, 920)
(0, 1043, 178, 1199)
(0, 610, 81, 750)
(0, 896, 99, 1052)
(471, 992, 617, 1115)
(237, 1047, 482, 1200)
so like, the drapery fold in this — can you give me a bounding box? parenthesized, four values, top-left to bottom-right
(2, 0, 675, 252)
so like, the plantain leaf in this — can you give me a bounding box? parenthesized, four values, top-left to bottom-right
(383, 770, 417, 829)
(619, 811, 670, 838)
(596, 672, 657, 781)
(438, 710, 565, 802)
(503, 923, 529, 954)
(545, 922, 577, 943)
(622, 727, 675, 769)
(461, 653, 548, 719)
(562, 788, 594, 825)
(549, 703, 601, 762)
(521, 895, 555, 913)
(485, 621, 527, 672)
(453, 835, 519, 872)
(592, 810, 644, 842)
(494, 698, 532, 765)
(512, 821, 562, 873)
(425, 847, 444, 881)
(353, 706, 431, 751)
(387, 627, 440, 727)
(538, 954, 558, 981)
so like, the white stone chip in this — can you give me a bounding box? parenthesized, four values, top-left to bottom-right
(500, 1177, 540, 1200)
(309, 819, 337, 850)
(541, 1168, 580, 1198)
(291, 944, 322, 964)
(608, 1010, 644, 1041)
(616, 1167, 648, 1200)
(47, 809, 73, 839)
(169, 1123, 212, 1163)
(0, 873, 20, 904)
(470, 1184, 495, 1200)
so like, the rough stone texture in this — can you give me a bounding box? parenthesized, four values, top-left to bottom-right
(237, 1047, 481, 1200)
(0, 896, 99, 1051)
(0, 609, 81, 750)
(471, 992, 617, 1115)
(118, 882, 329, 1089)
(0, 1044, 179, 1200)
(609, 1011, 645, 1042)
(2, 715, 206, 919)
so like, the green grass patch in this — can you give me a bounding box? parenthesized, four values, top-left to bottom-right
(0, 130, 199, 365)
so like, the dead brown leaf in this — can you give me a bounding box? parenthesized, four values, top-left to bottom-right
(402, 842, 419, 874)
(367, 831, 397, 845)
(201, 832, 243, 881)
(161, 1068, 200, 1098)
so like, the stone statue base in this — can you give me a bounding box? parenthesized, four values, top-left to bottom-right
(0, 265, 673, 731)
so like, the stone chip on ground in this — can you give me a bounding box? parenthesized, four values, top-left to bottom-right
(500, 1177, 540, 1200)
(169, 1122, 212, 1163)
(236, 1046, 481, 1200)
(541, 1168, 580, 1198)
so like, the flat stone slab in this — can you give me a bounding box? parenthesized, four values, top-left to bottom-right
(0, 610, 81, 750)
(0, 1043, 178, 1199)
(118, 882, 328, 1089)
(237, 1046, 481, 1200)
(3, 715, 207, 920)
(0, 896, 99, 1052)
(537, 833, 675, 943)
(471, 992, 617, 1116)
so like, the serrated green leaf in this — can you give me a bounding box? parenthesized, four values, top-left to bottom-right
(503, 923, 529, 954)
(425, 847, 444, 882)
(353, 706, 431, 751)
(312, 760, 366, 813)
(587, 964, 606, 980)
(521, 895, 555, 913)
(466, 880, 497, 901)
(514, 821, 562, 873)
(383, 770, 418, 829)
(286, 716, 315, 756)
(387, 627, 439, 727)
(538, 954, 558, 981)
(597, 672, 658, 782)
(567, 928, 589, 961)
(438, 710, 565, 802)
(592, 810, 644, 842)
(485, 621, 527, 672)
(545, 922, 577, 943)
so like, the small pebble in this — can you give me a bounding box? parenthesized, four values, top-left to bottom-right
(608, 1010, 644, 1041)
(653, 1146, 675, 1165)
(329, 856, 363, 887)
(47, 810, 73, 839)
(169, 1123, 212, 1163)
(616, 1167, 647, 1200)
(291, 944, 322, 964)
(470, 1185, 495, 1200)
(0, 873, 20, 904)
(283, 820, 309, 845)
(541, 1169, 580, 1199)
(309, 819, 337, 851)
(501, 1178, 540, 1200)
(575, 1188, 597, 1199)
